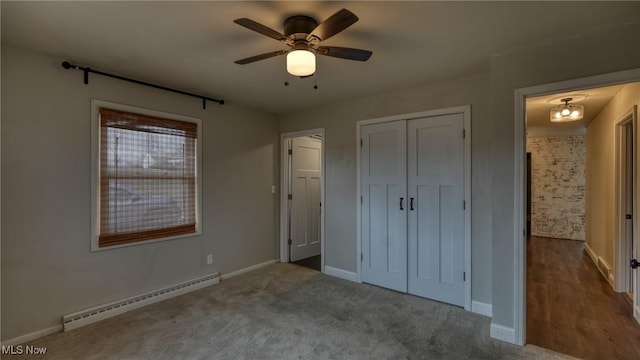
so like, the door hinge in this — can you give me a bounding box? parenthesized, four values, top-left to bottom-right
(463, 129, 466, 139)
(631, 259, 639, 269)
(360, 138, 363, 147)
(361, 253, 363, 261)
(361, 196, 363, 204)
(288, 194, 292, 200)
(463, 201, 466, 210)
(288, 149, 292, 155)
(288, 239, 292, 245)
(626, 214, 633, 220)
(463, 272, 466, 281)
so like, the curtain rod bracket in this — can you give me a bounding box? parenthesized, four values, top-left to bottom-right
(61, 61, 224, 108)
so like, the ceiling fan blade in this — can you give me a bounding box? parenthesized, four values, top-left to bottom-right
(316, 46, 372, 61)
(234, 50, 288, 65)
(234, 18, 287, 42)
(308, 9, 358, 42)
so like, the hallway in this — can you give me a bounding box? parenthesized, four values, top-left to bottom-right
(526, 236, 640, 359)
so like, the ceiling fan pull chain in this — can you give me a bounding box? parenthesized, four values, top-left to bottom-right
(283, 69, 290, 87)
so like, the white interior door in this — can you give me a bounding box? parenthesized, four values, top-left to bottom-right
(407, 114, 465, 306)
(633, 108, 640, 325)
(361, 121, 407, 292)
(634, 203, 640, 325)
(290, 137, 321, 262)
(634, 226, 640, 325)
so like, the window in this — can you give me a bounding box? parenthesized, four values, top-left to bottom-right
(92, 102, 200, 249)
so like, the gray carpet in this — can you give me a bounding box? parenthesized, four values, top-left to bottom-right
(7, 264, 572, 359)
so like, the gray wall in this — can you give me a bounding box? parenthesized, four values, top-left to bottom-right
(489, 21, 640, 330)
(1, 46, 280, 340)
(279, 72, 494, 306)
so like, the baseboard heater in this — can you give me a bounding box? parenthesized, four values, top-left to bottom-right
(63, 273, 219, 331)
(597, 257, 611, 280)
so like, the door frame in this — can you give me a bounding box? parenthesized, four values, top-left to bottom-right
(513, 68, 640, 345)
(615, 106, 638, 293)
(280, 129, 325, 271)
(356, 105, 472, 311)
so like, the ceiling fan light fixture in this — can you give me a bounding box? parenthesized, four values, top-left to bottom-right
(286, 50, 316, 76)
(549, 97, 584, 122)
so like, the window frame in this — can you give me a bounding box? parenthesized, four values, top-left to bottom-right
(91, 100, 202, 251)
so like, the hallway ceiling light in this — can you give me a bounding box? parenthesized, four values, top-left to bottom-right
(550, 98, 584, 122)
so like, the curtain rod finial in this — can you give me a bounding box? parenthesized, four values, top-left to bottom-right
(61, 61, 75, 70)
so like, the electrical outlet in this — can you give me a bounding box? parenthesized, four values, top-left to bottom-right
(206, 254, 213, 265)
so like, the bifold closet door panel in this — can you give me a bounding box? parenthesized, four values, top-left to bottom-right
(361, 120, 408, 292)
(407, 114, 465, 307)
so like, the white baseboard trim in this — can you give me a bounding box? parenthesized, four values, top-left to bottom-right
(220, 259, 278, 280)
(1, 325, 63, 347)
(323, 265, 359, 282)
(471, 301, 492, 317)
(490, 323, 516, 344)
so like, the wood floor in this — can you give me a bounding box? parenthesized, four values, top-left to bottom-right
(526, 236, 640, 359)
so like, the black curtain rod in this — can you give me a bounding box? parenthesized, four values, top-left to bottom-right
(61, 61, 224, 109)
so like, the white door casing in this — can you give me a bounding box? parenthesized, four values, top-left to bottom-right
(514, 69, 640, 345)
(407, 114, 466, 306)
(632, 105, 640, 325)
(361, 121, 408, 292)
(290, 137, 322, 262)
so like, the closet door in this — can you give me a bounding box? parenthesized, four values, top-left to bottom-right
(407, 114, 465, 306)
(361, 121, 407, 292)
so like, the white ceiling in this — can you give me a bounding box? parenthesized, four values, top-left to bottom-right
(3, 1, 640, 114)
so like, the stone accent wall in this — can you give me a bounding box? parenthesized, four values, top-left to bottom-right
(527, 136, 585, 240)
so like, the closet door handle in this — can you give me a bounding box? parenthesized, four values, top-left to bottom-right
(410, 197, 415, 211)
(400, 197, 404, 210)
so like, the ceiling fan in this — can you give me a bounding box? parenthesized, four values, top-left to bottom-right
(233, 9, 372, 77)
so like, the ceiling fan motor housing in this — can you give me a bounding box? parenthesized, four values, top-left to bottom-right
(283, 15, 318, 37)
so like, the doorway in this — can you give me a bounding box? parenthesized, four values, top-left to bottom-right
(616, 109, 638, 303)
(514, 70, 640, 353)
(280, 130, 325, 272)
